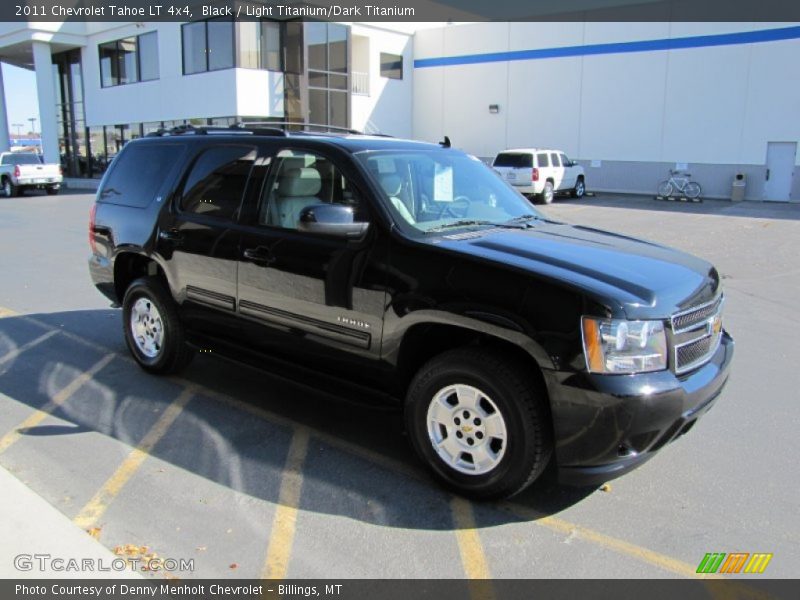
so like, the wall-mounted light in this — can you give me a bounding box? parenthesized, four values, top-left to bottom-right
(489, 104, 500, 114)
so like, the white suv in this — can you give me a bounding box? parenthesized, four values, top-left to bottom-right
(492, 149, 585, 204)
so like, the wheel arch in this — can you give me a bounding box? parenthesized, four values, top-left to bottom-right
(113, 251, 170, 303)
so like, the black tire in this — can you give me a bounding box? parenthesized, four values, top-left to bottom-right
(539, 181, 554, 204)
(405, 347, 552, 500)
(122, 276, 194, 374)
(2, 178, 19, 198)
(46, 186, 60, 195)
(571, 177, 586, 198)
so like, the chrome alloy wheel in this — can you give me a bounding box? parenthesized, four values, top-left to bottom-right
(130, 297, 164, 358)
(426, 384, 508, 475)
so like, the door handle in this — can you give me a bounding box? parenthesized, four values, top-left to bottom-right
(158, 230, 183, 243)
(765, 169, 770, 181)
(243, 247, 275, 265)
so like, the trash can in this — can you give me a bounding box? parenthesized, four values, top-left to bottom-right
(731, 173, 746, 201)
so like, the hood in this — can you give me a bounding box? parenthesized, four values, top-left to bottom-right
(432, 221, 720, 319)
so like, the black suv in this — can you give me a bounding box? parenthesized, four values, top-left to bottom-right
(88, 125, 733, 499)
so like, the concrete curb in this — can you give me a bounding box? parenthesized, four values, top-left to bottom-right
(0, 465, 142, 579)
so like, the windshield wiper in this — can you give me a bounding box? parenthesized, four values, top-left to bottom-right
(425, 220, 496, 233)
(503, 214, 541, 225)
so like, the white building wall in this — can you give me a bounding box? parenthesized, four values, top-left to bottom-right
(414, 22, 800, 200)
(348, 24, 413, 137)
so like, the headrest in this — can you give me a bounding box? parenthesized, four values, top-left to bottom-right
(278, 167, 321, 197)
(378, 173, 402, 197)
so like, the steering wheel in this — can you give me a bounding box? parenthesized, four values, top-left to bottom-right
(438, 195, 471, 219)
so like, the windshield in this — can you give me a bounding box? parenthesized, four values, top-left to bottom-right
(3, 153, 42, 166)
(356, 150, 542, 233)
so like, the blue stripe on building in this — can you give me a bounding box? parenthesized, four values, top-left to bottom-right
(413, 25, 800, 69)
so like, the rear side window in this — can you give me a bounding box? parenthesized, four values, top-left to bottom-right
(536, 153, 549, 167)
(493, 153, 532, 168)
(100, 143, 180, 208)
(180, 145, 257, 220)
(550, 153, 561, 167)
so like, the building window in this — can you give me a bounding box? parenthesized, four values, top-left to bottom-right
(182, 18, 235, 75)
(236, 21, 282, 71)
(307, 22, 350, 129)
(98, 32, 160, 87)
(380, 52, 403, 80)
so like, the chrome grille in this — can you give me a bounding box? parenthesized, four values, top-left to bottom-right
(671, 295, 724, 374)
(672, 295, 723, 332)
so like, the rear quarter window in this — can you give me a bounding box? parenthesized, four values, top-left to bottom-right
(493, 153, 533, 168)
(99, 143, 184, 208)
(179, 145, 257, 220)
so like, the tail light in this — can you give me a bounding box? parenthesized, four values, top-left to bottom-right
(532, 167, 539, 182)
(89, 204, 98, 254)
(13, 165, 20, 178)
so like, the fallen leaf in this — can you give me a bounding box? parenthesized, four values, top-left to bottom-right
(600, 483, 612, 493)
(87, 527, 102, 539)
(229, 563, 238, 570)
(196, 546, 207, 552)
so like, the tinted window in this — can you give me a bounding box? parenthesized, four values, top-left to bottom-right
(260, 149, 366, 229)
(536, 153, 549, 167)
(3, 154, 42, 165)
(493, 153, 532, 168)
(207, 18, 234, 71)
(380, 52, 403, 79)
(138, 32, 159, 81)
(100, 143, 180, 208)
(182, 22, 207, 74)
(180, 146, 256, 219)
(99, 41, 119, 87)
(550, 153, 561, 167)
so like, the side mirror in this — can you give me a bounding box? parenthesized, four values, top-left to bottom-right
(298, 204, 370, 239)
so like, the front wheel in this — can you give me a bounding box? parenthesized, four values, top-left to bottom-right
(122, 277, 194, 374)
(571, 178, 586, 198)
(405, 348, 552, 500)
(657, 181, 674, 198)
(684, 181, 702, 199)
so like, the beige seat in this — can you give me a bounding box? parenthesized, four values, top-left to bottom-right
(378, 173, 415, 224)
(273, 167, 322, 228)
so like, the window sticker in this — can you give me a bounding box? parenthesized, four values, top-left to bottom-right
(434, 163, 453, 202)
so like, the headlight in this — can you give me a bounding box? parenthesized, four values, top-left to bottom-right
(581, 317, 668, 374)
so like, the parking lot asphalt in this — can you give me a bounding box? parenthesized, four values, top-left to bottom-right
(0, 190, 798, 580)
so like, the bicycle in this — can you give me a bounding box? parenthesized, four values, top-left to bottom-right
(657, 170, 702, 200)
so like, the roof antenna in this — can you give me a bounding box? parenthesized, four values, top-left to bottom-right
(439, 136, 451, 148)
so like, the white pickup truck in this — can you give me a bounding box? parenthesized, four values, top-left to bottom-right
(0, 152, 62, 197)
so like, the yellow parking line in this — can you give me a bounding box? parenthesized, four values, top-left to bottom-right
(0, 352, 115, 455)
(0, 306, 19, 318)
(451, 496, 494, 599)
(0, 311, 731, 578)
(73, 386, 194, 530)
(262, 427, 310, 579)
(0, 329, 58, 366)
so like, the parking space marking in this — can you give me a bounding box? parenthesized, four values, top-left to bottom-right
(0, 310, 724, 578)
(262, 426, 311, 579)
(451, 497, 494, 598)
(0, 306, 19, 318)
(0, 329, 58, 366)
(73, 386, 194, 530)
(0, 352, 115, 455)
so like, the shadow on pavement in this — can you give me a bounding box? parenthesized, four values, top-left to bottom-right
(0, 309, 596, 532)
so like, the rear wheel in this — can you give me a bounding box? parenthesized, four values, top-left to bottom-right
(46, 186, 60, 196)
(684, 181, 702, 199)
(2, 178, 18, 198)
(657, 181, 674, 198)
(405, 348, 552, 500)
(571, 177, 586, 198)
(539, 181, 555, 204)
(122, 277, 194, 374)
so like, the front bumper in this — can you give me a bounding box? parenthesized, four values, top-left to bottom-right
(545, 330, 734, 487)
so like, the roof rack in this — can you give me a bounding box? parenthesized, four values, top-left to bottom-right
(144, 122, 394, 139)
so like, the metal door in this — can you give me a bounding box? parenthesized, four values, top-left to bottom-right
(764, 142, 796, 201)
